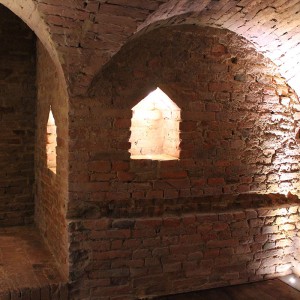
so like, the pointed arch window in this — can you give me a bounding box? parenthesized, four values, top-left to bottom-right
(46, 107, 57, 173)
(129, 88, 180, 160)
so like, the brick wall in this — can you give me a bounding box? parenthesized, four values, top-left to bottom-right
(35, 40, 69, 279)
(139, 0, 300, 97)
(33, 0, 168, 96)
(0, 283, 68, 300)
(4, 1, 300, 99)
(69, 199, 300, 299)
(2, 2, 300, 298)
(0, 5, 36, 226)
(67, 25, 300, 298)
(71, 25, 300, 218)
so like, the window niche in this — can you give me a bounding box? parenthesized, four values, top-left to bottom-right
(46, 107, 57, 173)
(129, 88, 181, 161)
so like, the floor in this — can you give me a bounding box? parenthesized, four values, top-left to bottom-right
(156, 279, 300, 300)
(0, 226, 65, 294)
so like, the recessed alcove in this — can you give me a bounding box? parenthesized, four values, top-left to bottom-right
(46, 107, 57, 174)
(129, 87, 181, 160)
(0, 4, 68, 296)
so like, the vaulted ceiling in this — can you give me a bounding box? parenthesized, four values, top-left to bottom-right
(1, 0, 300, 97)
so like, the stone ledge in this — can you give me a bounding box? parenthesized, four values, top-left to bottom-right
(75, 193, 300, 219)
(0, 226, 68, 299)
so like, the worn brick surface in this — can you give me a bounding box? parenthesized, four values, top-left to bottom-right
(67, 25, 300, 299)
(0, 1, 65, 89)
(2, 1, 300, 98)
(33, 0, 169, 95)
(70, 25, 300, 219)
(68, 203, 300, 299)
(35, 41, 69, 279)
(1, 1, 300, 299)
(140, 0, 300, 97)
(0, 226, 68, 300)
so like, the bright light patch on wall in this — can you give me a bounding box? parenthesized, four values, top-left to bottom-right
(47, 107, 57, 174)
(280, 274, 300, 291)
(129, 88, 181, 160)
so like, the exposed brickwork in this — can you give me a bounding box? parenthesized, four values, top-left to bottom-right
(0, 5, 36, 226)
(0, 285, 68, 300)
(0, 226, 68, 299)
(0, 0, 65, 89)
(2, 1, 300, 299)
(34, 0, 169, 95)
(3, 1, 300, 98)
(139, 0, 300, 96)
(69, 25, 300, 219)
(5, 0, 296, 98)
(65, 25, 300, 299)
(69, 202, 300, 299)
(35, 40, 69, 278)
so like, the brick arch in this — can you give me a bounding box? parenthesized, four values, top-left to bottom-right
(132, 0, 300, 97)
(0, 0, 67, 92)
(0, 1, 70, 279)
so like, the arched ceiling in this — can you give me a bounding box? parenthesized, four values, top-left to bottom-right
(33, 0, 169, 95)
(0, 0, 66, 91)
(2, 1, 300, 98)
(138, 0, 300, 96)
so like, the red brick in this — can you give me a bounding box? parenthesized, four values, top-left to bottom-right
(135, 218, 162, 229)
(114, 118, 131, 128)
(117, 171, 135, 181)
(93, 250, 131, 260)
(112, 161, 130, 171)
(209, 82, 232, 92)
(204, 248, 220, 258)
(179, 121, 197, 131)
(208, 177, 225, 185)
(88, 160, 111, 172)
(163, 262, 182, 273)
(213, 222, 228, 231)
(132, 249, 151, 259)
(160, 170, 188, 179)
(132, 229, 156, 238)
(146, 190, 164, 199)
(163, 217, 181, 227)
(182, 215, 196, 225)
(207, 239, 239, 248)
(164, 189, 179, 199)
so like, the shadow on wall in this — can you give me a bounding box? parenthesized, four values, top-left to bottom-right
(0, 4, 36, 226)
(0, 2, 69, 287)
(35, 40, 69, 280)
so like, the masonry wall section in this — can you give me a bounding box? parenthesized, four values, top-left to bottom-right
(68, 25, 300, 298)
(0, 5, 36, 226)
(69, 200, 300, 299)
(71, 25, 300, 218)
(35, 40, 69, 279)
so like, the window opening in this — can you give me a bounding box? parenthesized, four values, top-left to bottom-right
(129, 88, 180, 160)
(46, 107, 57, 173)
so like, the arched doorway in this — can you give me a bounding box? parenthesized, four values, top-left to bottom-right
(0, 3, 69, 296)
